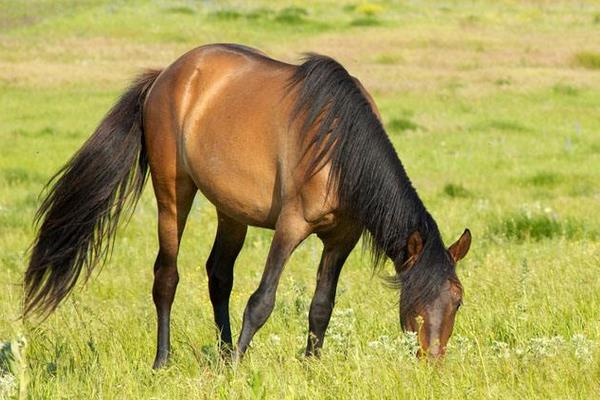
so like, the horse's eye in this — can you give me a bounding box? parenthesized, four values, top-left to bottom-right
(456, 301, 463, 310)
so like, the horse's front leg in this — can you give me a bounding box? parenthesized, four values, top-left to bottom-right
(305, 225, 361, 356)
(235, 212, 310, 358)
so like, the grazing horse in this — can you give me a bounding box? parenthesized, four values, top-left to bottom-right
(24, 44, 471, 368)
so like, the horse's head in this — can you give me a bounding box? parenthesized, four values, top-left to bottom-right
(395, 229, 471, 358)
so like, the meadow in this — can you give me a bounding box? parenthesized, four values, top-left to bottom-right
(1, 0, 599, 398)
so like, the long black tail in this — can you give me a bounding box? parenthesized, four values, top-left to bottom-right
(23, 69, 162, 318)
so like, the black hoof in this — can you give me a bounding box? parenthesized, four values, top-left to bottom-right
(152, 355, 168, 369)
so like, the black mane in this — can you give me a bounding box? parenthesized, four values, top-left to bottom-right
(289, 54, 456, 323)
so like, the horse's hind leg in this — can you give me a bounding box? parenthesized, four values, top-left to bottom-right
(151, 175, 197, 369)
(306, 224, 361, 356)
(206, 211, 247, 352)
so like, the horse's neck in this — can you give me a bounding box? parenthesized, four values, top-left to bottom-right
(353, 151, 436, 263)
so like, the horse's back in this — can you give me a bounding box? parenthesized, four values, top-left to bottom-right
(144, 44, 309, 228)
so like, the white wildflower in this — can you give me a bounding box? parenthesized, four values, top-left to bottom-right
(528, 336, 564, 358)
(397, 331, 419, 358)
(0, 373, 16, 398)
(327, 308, 356, 349)
(370, 335, 395, 352)
(269, 334, 281, 346)
(514, 347, 526, 357)
(449, 334, 473, 357)
(491, 340, 511, 359)
(571, 334, 594, 362)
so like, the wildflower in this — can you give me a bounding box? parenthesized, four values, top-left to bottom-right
(450, 334, 473, 357)
(397, 331, 419, 358)
(0, 373, 16, 398)
(571, 334, 594, 362)
(491, 340, 511, 359)
(269, 334, 281, 346)
(327, 308, 356, 349)
(528, 336, 564, 358)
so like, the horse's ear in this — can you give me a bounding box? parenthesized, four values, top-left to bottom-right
(407, 230, 424, 260)
(396, 231, 424, 273)
(448, 229, 471, 263)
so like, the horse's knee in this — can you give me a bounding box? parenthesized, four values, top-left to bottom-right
(207, 266, 232, 298)
(153, 268, 179, 290)
(309, 298, 333, 326)
(245, 290, 275, 328)
(153, 251, 179, 301)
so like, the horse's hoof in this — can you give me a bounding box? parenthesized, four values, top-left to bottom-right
(152, 356, 168, 370)
(232, 349, 244, 365)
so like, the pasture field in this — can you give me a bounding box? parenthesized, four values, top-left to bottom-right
(1, 0, 599, 398)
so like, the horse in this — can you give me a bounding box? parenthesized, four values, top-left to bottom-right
(23, 43, 471, 369)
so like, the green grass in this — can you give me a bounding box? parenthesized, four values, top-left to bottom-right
(443, 183, 472, 198)
(1, 0, 600, 399)
(487, 211, 593, 242)
(387, 117, 420, 133)
(552, 83, 579, 96)
(574, 51, 600, 70)
(374, 53, 403, 65)
(526, 171, 563, 187)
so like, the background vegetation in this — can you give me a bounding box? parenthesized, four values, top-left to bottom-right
(1, 0, 599, 398)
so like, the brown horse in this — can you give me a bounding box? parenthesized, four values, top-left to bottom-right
(24, 44, 471, 368)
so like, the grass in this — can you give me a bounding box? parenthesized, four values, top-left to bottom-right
(487, 210, 592, 242)
(1, 0, 600, 399)
(165, 6, 197, 16)
(350, 16, 381, 27)
(525, 171, 563, 187)
(471, 119, 531, 133)
(573, 51, 600, 70)
(387, 117, 420, 133)
(374, 53, 403, 65)
(552, 83, 579, 96)
(443, 183, 472, 198)
(274, 6, 309, 24)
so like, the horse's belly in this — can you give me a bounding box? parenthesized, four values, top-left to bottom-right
(182, 130, 280, 229)
(193, 172, 279, 229)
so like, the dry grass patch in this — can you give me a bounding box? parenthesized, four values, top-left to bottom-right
(0, 38, 185, 87)
(300, 24, 600, 96)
